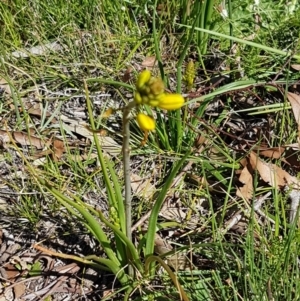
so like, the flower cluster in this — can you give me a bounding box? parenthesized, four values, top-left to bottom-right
(134, 70, 184, 132)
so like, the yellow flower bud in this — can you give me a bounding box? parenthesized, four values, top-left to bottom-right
(144, 86, 151, 95)
(149, 78, 165, 95)
(134, 92, 142, 104)
(157, 93, 185, 110)
(141, 95, 150, 104)
(136, 70, 151, 91)
(147, 93, 155, 100)
(136, 113, 155, 131)
(148, 98, 160, 107)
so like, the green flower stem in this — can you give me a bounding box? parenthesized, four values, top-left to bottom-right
(123, 100, 136, 277)
(201, 0, 214, 55)
(152, 0, 165, 80)
(175, 13, 197, 151)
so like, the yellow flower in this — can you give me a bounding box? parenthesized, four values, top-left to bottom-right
(136, 70, 151, 91)
(156, 93, 185, 110)
(136, 113, 155, 131)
